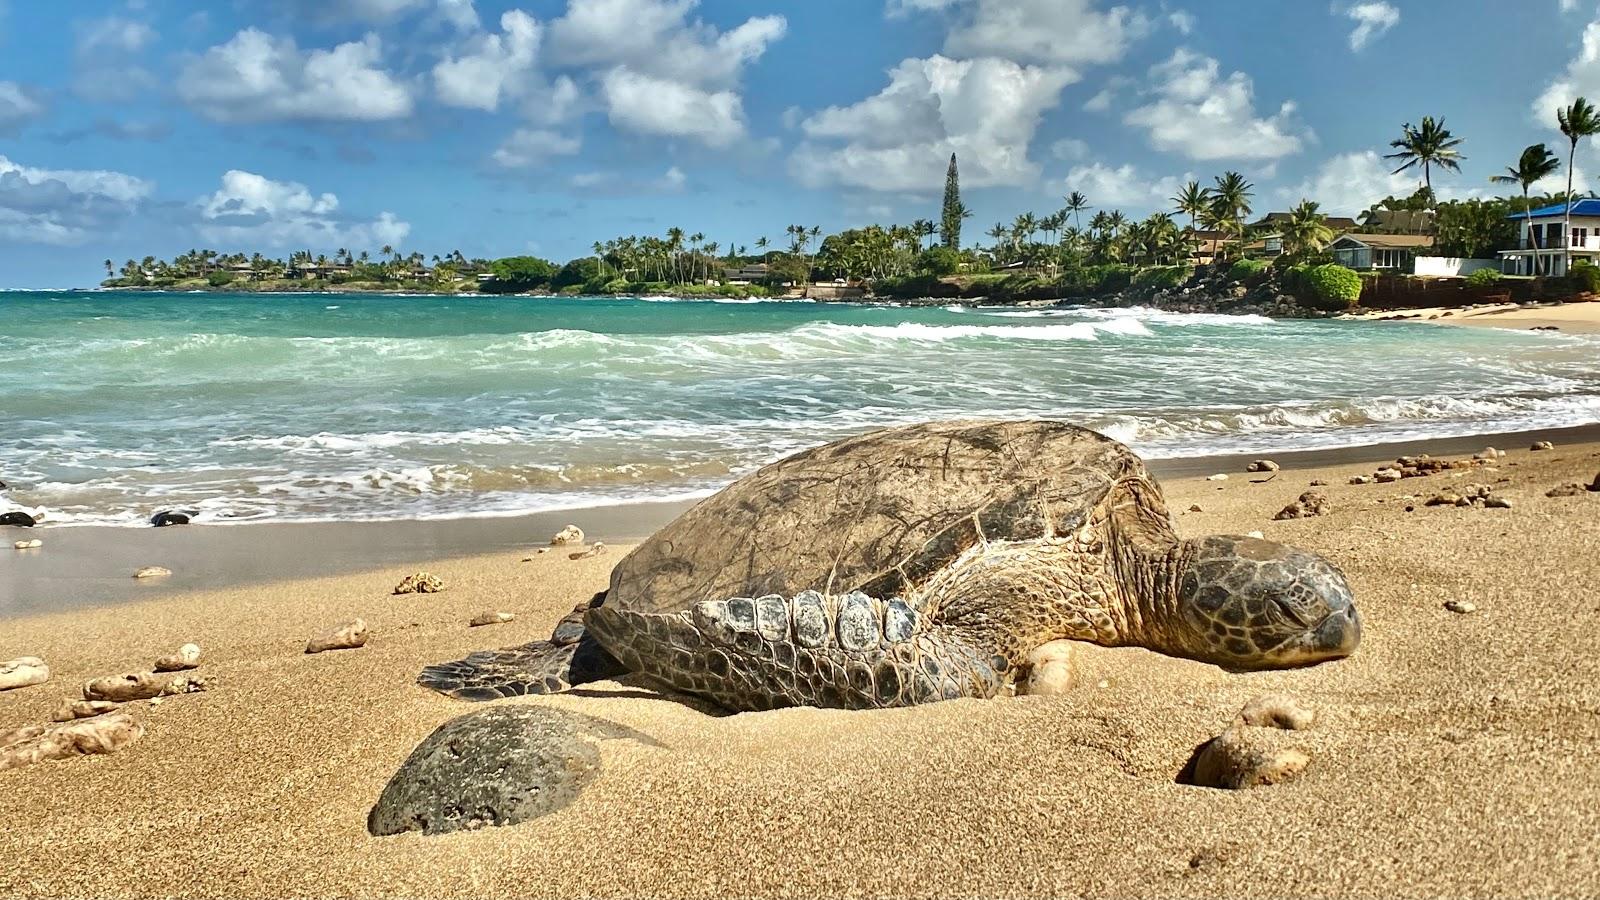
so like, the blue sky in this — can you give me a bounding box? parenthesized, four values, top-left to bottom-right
(0, 0, 1595, 287)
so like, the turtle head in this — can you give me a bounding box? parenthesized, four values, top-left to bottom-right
(1163, 535, 1361, 671)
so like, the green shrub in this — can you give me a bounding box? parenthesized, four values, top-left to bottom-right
(917, 246, 961, 276)
(207, 271, 235, 287)
(1465, 268, 1503, 287)
(1133, 266, 1192, 289)
(1301, 264, 1363, 309)
(1229, 258, 1269, 283)
(1568, 261, 1600, 294)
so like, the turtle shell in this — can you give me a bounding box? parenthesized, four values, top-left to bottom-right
(603, 420, 1162, 613)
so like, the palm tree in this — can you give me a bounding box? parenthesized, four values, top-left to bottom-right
(1210, 172, 1255, 244)
(1064, 191, 1090, 230)
(1384, 117, 1465, 193)
(755, 236, 770, 258)
(103, 259, 114, 278)
(1558, 97, 1600, 272)
(1172, 180, 1211, 262)
(1280, 200, 1334, 260)
(1491, 143, 1563, 274)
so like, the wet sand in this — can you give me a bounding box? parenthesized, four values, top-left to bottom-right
(2, 438, 1599, 897)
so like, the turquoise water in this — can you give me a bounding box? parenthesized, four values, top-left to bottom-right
(2, 290, 1598, 526)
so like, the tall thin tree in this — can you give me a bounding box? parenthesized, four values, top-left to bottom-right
(1558, 97, 1600, 272)
(1490, 143, 1562, 274)
(940, 154, 964, 250)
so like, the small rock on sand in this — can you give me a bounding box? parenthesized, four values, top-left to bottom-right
(1374, 468, 1404, 483)
(569, 542, 607, 560)
(0, 511, 37, 527)
(1548, 482, 1589, 498)
(1246, 460, 1280, 473)
(1246, 531, 1265, 540)
(1444, 600, 1477, 615)
(1531, 441, 1555, 451)
(1184, 725, 1310, 790)
(1205, 474, 1229, 482)
(153, 643, 202, 672)
(306, 619, 368, 654)
(51, 699, 122, 722)
(13, 539, 41, 549)
(0, 657, 50, 692)
(1474, 447, 1505, 461)
(1348, 475, 1375, 485)
(149, 511, 191, 527)
(551, 525, 585, 546)
(1014, 641, 1075, 696)
(393, 573, 444, 595)
(132, 566, 171, 579)
(1188, 504, 1203, 513)
(1238, 694, 1315, 731)
(0, 712, 144, 772)
(469, 611, 516, 627)
(1273, 491, 1330, 521)
(82, 671, 208, 703)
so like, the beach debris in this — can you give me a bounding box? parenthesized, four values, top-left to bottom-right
(1374, 468, 1404, 483)
(0, 712, 144, 773)
(1205, 474, 1229, 482)
(1273, 491, 1331, 521)
(1484, 496, 1513, 509)
(306, 619, 369, 654)
(1425, 483, 1506, 509)
(1348, 475, 1375, 485)
(82, 671, 208, 703)
(569, 542, 608, 560)
(0, 657, 50, 692)
(13, 539, 41, 549)
(1246, 460, 1281, 473)
(469, 611, 517, 627)
(153, 643, 202, 672)
(1014, 641, 1075, 696)
(1531, 441, 1555, 451)
(551, 525, 585, 546)
(1238, 694, 1315, 731)
(1246, 531, 1265, 540)
(1444, 600, 1477, 615)
(51, 699, 122, 722)
(132, 566, 172, 579)
(1308, 479, 1329, 487)
(1188, 504, 1203, 512)
(0, 511, 37, 527)
(1184, 724, 1310, 790)
(368, 706, 654, 837)
(149, 511, 191, 527)
(393, 572, 445, 595)
(1474, 447, 1506, 461)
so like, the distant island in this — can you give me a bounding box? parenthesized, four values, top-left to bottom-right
(103, 109, 1600, 312)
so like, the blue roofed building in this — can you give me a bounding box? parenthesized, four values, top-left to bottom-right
(1500, 199, 1600, 276)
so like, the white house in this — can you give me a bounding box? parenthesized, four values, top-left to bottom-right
(1329, 233, 1435, 271)
(1498, 198, 1600, 275)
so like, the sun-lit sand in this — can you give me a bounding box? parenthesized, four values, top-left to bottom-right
(1344, 299, 1600, 334)
(3, 441, 1600, 897)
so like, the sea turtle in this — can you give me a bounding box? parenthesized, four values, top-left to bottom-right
(419, 420, 1361, 711)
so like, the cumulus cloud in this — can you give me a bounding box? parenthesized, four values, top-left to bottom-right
(941, 0, 1150, 67)
(196, 170, 410, 250)
(271, 0, 431, 23)
(0, 81, 46, 136)
(1051, 138, 1090, 160)
(1534, 17, 1600, 123)
(790, 55, 1075, 192)
(0, 154, 154, 245)
(433, 10, 540, 111)
(600, 68, 746, 146)
(1057, 162, 1191, 211)
(1346, 2, 1399, 51)
(178, 29, 413, 123)
(1278, 151, 1425, 216)
(490, 128, 581, 168)
(1124, 49, 1307, 161)
(73, 16, 158, 102)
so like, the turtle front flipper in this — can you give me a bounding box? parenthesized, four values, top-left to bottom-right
(418, 636, 625, 701)
(585, 591, 1008, 712)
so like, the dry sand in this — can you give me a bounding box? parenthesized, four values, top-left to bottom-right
(1344, 299, 1600, 334)
(3, 442, 1600, 898)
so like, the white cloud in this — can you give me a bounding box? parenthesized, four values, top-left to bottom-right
(196, 170, 410, 249)
(1057, 162, 1190, 211)
(73, 16, 158, 102)
(0, 154, 154, 245)
(1535, 17, 1600, 123)
(1346, 2, 1399, 51)
(600, 68, 746, 146)
(943, 0, 1151, 68)
(1169, 9, 1196, 34)
(433, 10, 540, 111)
(568, 166, 688, 193)
(1561, 0, 1580, 12)
(789, 55, 1076, 192)
(490, 128, 581, 168)
(178, 29, 413, 123)
(1279, 151, 1423, 217)
(1051, 138, 1090, 160)
(547, 0, 784, 89)
(272, 0, 430, 23)
(1125, 49, 1307, 161)
(886, 0, 963, 15)
(0, 81, 46, 136)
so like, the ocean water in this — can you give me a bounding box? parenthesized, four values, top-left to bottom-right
(2, 290, 1598, 527)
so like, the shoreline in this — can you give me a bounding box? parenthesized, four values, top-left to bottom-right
(7, 421, 1598, 619)
(1341, 298, 1600, 334)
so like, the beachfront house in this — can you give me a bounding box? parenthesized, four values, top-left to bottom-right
(1497, 199, 1600, 276)
(1329, 233, 1435, 271)
(722, 263, 771, 285)
(1246, 213, 1359, 259)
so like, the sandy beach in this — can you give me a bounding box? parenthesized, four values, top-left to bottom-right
(1345, 298, 1600, 334)
(3, 436, 1599, 898)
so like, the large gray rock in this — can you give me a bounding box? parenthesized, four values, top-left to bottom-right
(368, 705, 656, 837)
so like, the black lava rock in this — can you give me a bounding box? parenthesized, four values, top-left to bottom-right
(0, 512, 36, 527)
(150, 512, 192, 527)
